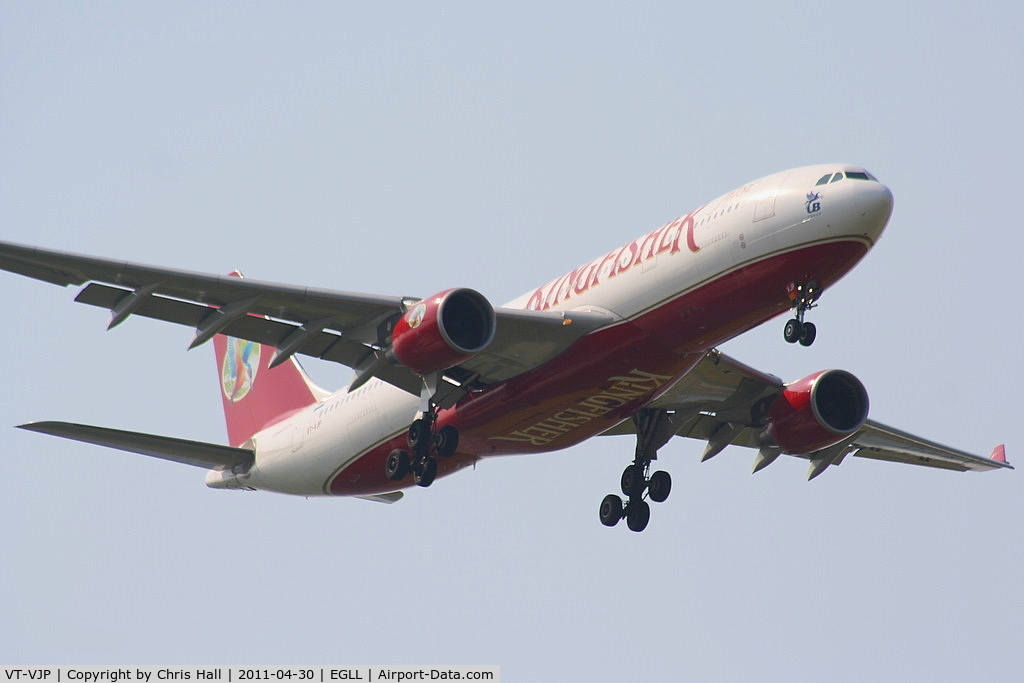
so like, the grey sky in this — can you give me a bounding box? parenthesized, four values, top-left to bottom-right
(2, 2, 1022, 680)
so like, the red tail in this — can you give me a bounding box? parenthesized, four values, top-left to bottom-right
(212, 334, 326, 446)
(211, 273, 325, 446)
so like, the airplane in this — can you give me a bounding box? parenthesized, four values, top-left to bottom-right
(0, 163, 1011, 532)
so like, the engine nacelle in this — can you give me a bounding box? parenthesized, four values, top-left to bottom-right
(391, 288, 496, 376)
(764, 369, 869, 455)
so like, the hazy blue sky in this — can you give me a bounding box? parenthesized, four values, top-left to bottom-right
(2, 2, 1022, 680)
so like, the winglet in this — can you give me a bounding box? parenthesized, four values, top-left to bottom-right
(990, 444, 1009, 464)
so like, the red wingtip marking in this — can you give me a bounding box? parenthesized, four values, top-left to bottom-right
(990, 444, 1008, 463)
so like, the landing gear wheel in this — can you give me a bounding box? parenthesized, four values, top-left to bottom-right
(407, 419, 431, 451)
(799, 321, 817, 347)
(783, 318, 803, 344)
(625, 500, 651, 532)
(648, 470, 672, 503)
(620, 464, 645, 497)
(433, 425, 459, 458)
(599, 494, 624, 527)
(413, 457, 437, 487)
(784, 281, 821, 346)
(385, 449, 410, 481)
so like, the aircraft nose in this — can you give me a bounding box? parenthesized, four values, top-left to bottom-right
(857, 177, 894, 243)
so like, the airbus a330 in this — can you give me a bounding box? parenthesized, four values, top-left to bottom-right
(1, 164, 1010, 532)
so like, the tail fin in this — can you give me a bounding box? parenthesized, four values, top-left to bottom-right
(213, 334, 328, 446)
(212, 272, 328, 446)
(211, 335, 327, 448)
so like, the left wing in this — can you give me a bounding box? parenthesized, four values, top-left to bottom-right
(605, 350, 1011, 478)
(0, 240, 612, 401)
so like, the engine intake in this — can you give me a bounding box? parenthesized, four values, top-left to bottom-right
(391, 288, 496, 376)
(764, 369, 869, 454)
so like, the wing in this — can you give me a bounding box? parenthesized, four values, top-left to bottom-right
(605, 350, 1012, 478)
(0, 240, 612, 401)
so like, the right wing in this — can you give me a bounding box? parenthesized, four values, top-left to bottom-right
(0, 240, 612, 401)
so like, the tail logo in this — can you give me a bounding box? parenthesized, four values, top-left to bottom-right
(221, 337, 261, 403)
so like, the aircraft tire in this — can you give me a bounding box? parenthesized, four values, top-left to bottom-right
(620, 464, 644, 497)
(408, 419, 430, 451)
(648, 470, 671, 503)
(414, 457, 437, 487)
(783, 319, 803, 343)
(434, 425, 459, 458)
(625, 500, 651, 532)
(385, 449, 410, 481)
(799, 322, 817, 347)
(599, 494, 623, 527)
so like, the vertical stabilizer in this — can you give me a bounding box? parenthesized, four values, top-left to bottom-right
(212, 273, 328, 446)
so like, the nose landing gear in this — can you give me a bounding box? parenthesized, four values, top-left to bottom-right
(783, 281, 820, 346)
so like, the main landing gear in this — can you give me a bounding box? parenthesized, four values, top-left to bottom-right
(599, 410, 677, 532)
(385, 372, 460, 488)
(384, 407, 459, 488)
(783, 281, 820, 347)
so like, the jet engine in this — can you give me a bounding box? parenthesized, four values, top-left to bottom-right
(391, 288, 496, 376)
(763, 370, 869, 454)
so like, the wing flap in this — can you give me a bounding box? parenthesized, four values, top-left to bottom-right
(18, 421, 255, 470)
(74, 282, 375, 365)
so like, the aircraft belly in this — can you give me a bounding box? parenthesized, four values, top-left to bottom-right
(446, 322, 702, 454)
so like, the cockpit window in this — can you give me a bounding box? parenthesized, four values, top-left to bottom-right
(817, 172, 846, 185)
(817, 170, 878, 185)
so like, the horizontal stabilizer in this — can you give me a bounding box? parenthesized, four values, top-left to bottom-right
(18, 421, 254, 470)
(356, 492, 405, 504)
